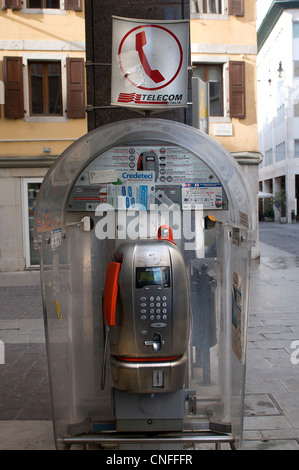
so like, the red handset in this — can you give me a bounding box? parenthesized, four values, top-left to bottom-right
(103, 262, 121, 327)
(135, 31, 165, 84)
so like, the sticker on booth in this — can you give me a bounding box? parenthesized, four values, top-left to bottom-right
(111, 16, 189, 111)
(106, 171, 155, 210)
(182, 183, 222, 210)
(232, 271, 243, 363)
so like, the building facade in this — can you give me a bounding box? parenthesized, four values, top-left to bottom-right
(257, 0, 299, 223)
(0, 0, 261, 272)
(0, 0, 87, 271)
(190, 0, 261, 256)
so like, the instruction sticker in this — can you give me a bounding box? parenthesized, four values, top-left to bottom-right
(51, 228, 62, 250)
(106, 171, 155, 210)
(182, 183, 222, 210)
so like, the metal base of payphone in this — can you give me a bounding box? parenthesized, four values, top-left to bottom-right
(59, 414, 236, 450)
(59, 426, 236, 451)
(57, 390, 237, 450)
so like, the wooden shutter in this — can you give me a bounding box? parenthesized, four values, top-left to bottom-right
(66, 58, 85, 118)
(65, 0, 82, 11)
(229, 61, 246, 119)
(4, 57, 24, 119)
(3, 0, 22, 9)
(228, 0, 244, 16)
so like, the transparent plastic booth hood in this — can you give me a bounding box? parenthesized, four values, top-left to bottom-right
(34, 118, 255, 449)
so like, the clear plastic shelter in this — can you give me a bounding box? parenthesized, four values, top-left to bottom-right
(34, 118, 254, 450)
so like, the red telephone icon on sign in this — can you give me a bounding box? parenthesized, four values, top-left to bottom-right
(135, 31, 165, 84)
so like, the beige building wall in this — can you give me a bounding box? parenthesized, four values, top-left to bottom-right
(190, 0, 262, 257)
(0, 2, 87, 271)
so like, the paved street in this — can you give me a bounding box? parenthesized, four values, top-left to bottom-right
(259, 221, 299, 256)
(0, 222, 299, 450)
(243, 222, 299, 449)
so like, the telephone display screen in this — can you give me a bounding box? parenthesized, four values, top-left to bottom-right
(136, 266, 170, 288)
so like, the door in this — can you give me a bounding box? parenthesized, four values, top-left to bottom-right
(23, 178, 43, 267)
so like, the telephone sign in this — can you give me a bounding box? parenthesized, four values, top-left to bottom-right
(111, 16, 189, 111)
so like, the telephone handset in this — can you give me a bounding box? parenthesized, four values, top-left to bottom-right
(102, 226, 190, 393)
(103, 262, 121, 327)
(135, 31, 165, 84)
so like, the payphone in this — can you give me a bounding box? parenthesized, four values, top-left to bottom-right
(34, 118, 254, 449)
(102, 226, 190, 431)
(102, 226, 189, 393)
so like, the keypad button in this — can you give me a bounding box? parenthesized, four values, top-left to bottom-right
(150, 302, 155, 307)
(162, 315, 167, 320)
(156, 296, 161, 301)
(140, 315, 147, 320)
(140, 309, 147, 314)
(150, 309, 155, 314)
(140, 330, 147, 335)
(156, 309, 161, 314)
(156, 315, 161, 320)
(162, 308, 167, 314)
(150, 322, 166, 328)
(150, 296, 154, 301)
(162, 302, 167, 307)
(162, 296, 167, 301)
(150, 315, 155, 320)
(140, 296, 147, 301)
(140, 302, 147, 307)
(156, 302, 161, 307)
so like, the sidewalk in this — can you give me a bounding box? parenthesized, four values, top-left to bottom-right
(242, 239, 299, 449)
(0, 232, 299, 450)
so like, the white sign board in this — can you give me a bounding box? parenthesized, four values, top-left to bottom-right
(214, 123, 233, 136)
(111, 16, 189, 111)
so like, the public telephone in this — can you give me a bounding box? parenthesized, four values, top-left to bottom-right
(102, 225, 190, 394)
(35, 118, 254, 447)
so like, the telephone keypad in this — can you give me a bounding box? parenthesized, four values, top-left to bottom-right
(137, 289, 170, 334)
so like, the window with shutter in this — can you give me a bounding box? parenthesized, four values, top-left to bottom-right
(65, 0, 82, 11)
(66, 58, 85, 118)
(229, 61, 246, 119)
(2, 0, 22, 8)
(228, 0, 244, 16)
(193, 63, 224, 116)
(4, 57, 24, 119)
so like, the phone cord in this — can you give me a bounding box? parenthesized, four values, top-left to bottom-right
(101, 325, 109, 390)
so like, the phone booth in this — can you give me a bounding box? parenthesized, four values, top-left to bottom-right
(34, 118, 254, 450)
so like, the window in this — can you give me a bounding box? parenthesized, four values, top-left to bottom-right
(275, 142, 285, 162)
(191, 0, 244, 16)
(295, 101, 299, 117)
(4, 56, 86, 119)
(295, 140, 299, 157)
(294, 22, 299, 39)
(23, 179, 43, 267)
(2, 0, 82, 10)
(27, 0, 60, 7)
(265, 149, 273, 166)
(294, 61, 299, 78)
(193, 64, 223, 116)
(193, 61, 246, 119)
(191, 0, 222, 14)
(29, 61, 62, 116)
